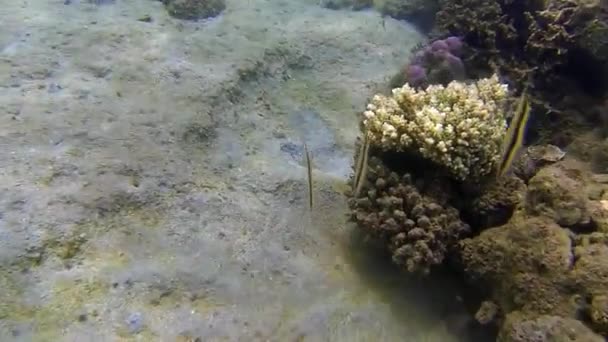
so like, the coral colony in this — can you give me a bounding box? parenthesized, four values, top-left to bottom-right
(405, 36, 465, 87)
(363, 74, 508, 181)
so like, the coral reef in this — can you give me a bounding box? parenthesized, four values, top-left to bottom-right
(458, 159, 608, 340)
(435, 0, 608, 105)
(346, 77, 515, 274)
(161, 0, 226, 20)
(362, 74, 508, 181)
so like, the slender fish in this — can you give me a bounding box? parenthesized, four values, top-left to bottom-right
(497, 88, 531, 178)
(304, 143, 313, 210)
(353, 132, 370, 197)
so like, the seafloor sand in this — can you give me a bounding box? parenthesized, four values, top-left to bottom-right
(0, 0, 472, 340)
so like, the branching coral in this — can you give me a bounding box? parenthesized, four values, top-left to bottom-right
(362, 74, 509, 181)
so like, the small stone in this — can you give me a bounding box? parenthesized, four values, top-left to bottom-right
(475, 300, 499, 325)
(126, 312, 144, 334)
(138, 15, 152, 22)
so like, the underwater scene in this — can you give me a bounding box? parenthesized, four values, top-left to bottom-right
(1, 0, 608, 341)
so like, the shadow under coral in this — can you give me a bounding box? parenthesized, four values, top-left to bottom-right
(341, 226, 497, 341)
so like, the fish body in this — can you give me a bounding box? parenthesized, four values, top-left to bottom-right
(304, 143, 313, 210)
(353, 132, 370, 197)
(497, 89, 531, 178)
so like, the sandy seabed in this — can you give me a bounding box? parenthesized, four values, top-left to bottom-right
(0, 0, 474, 340)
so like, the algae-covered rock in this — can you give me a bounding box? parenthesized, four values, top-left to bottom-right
(161, 0, 226, 20)
(571, 241, 608, 300)
(461, 195, 608, 338)
(590, 295, 608, 336)
(466, 175, 526, 230)
(498, 312, 604, 342)
(460, 216, 576, 316)
(588, 200, 608, 233)
(526, 163, 590, 228)
(377, 0, 440, 32)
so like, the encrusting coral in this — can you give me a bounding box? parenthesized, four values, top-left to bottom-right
(362, 74, 509, 181)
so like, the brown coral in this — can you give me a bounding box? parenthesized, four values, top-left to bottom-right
(347, 153, 470, 274)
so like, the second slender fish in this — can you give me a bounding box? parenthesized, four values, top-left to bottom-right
(497, 88, 532, 178)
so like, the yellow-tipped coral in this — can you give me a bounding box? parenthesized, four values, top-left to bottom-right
(362, 74, 509, 181)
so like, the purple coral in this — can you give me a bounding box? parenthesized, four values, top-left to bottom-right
(443, 52, 465, 78)
(445, 36, 463, 56)
(406, 64, 427, 86)
(431, 39, 449, 53)
(402, 37, 467, 87)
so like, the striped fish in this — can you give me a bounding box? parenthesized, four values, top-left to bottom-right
(353, 131, 370, 197)
(497, 88, 531, 178)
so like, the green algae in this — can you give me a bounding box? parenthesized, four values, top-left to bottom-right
(32, 278, 108, 340)
(0, 275, 108, 342)
(82, 247, 131, 273)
